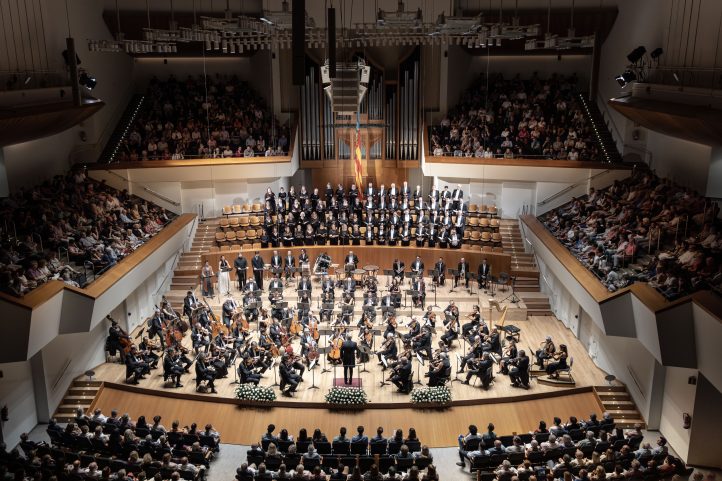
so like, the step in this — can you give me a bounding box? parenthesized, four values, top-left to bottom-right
(601, 399, 636, 408)
(597, 392, 631, 401)
(68, 387, 99, 396)
(606, 409, 643, 419)
(56, 404, 86, 414)
(73, 380, 103, 388)
(172, 275, 198, 283)
(62, 395, 95, 405)
(175, 269, 201, 276)
(595, 385, 628, 393)
(527, 310, 554, 316)
(614, 419, 646, 429)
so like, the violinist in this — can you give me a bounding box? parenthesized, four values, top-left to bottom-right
(462, 305, 481, 339)
(269, 318, 283, 347)
(137, 336, 161, 369)
(413, 326, 433, 359)
(462, 352, 493, 387)
(327, 328, 345, 365)
(269, 273, 284, 294)
(244, 341, 272, 372)
(358, 326, 373, 363)
(498, 339, 518, 375)
(320, 276, 333, 297)
(300, 328, 318, 361)
(434, 257, 446, 286)
(339, 292, 355, 325)
(423, 306, 436, 328)
(147, 307, 166, 348)
(125, 346, 150, 385)
(191, 322, 211, 354)
(443, 301, 460, 326)
(298, 274, 313, 294)
(428, 352, 450, 387)
(163, 348, 185, 388)
(243, 291, 260, 322)
(376, 333, 398, 365)
(440, 315, 459, 347)
(403, 317, 421, 342)
(390, 357, 413, 393)
(458, 335, 484, 373)
(508, 350, 530, 389)
(279, 354, 302, 397)
(484, 327, 502, 355)
(238, 355, 262, 385)
(342, 273, 356, 295)
(357, 309, 375, 328)
(195, 352, 217, 393)
(535, 336, 556, 368)
(222, 295, 239, 326)
(208, 343, 231, 379)
(383, 315, 398, 340)
(320, 291, 335, 322)
(411, 276, 426, 308)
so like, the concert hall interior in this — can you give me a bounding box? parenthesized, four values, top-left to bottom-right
(1, 0, 722, 479)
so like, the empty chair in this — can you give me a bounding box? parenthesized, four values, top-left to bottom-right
(222, 205, 232, 217)
(232, 204, 242, 215)
(219, 218, 230, 230)
(229, 217, 240, 228)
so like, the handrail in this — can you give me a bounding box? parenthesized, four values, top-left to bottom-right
(52, 358, 72, 391)
(626, 365, 646, 400)
(537, 169, 611, 207)
(142, 187, 180, 207)
(154, 251, 181, 297)
(106, 170, 128, 182)
(596, 91, 624, 150)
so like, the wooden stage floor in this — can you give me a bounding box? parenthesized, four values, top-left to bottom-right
(93, 275, 611, 404)
(92, 386, 605, 448)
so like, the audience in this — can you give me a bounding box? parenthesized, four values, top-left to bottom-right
(0, 168, 175, 296)
(430, 73, 601, 161)
(115, 74, 288, 162)
(539, 166, 721, 298)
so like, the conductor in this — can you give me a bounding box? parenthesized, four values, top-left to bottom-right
(340, 334, 359, 385)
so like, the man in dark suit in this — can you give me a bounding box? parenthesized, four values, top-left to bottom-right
(392, 258, 405, 281)
(279, 354, 302, 396)
(434, 257, 446, 286)
(455, 257, 470, 288)
(477, 258, 491, 290)
(270, 250, 282, 273)
(148, 307, 165, 348)
(251, 252, 265, 290)
(390, 357, 412, 393)
(284, 251, 295, 281)
(345, 250, 359, 270)
(411, 256, 424, 276)
(234, 253, 247, 290)
(340, 334, 359, 385)
(509, 350, 530, 389)
(183, 290, 198, 321)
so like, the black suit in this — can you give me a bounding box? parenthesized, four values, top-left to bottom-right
(509, 354, 530, 387)
(392, 260, 405, 280)
(434, 261, 446, 285)
(234, 256, 247, 290)
(478, 262, 491, 289)
(391, 362, 412, 393)
(411, 260, 424, 275)
(455, 261, 470, 288)
(340, 340, 359, 384)
(251, 255, 265, 290)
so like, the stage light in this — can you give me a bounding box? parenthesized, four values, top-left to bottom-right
(626, 46, 646, 64)
(650, 47, 663, 59)
(79, 72, 97, 90)
(615, 70, 636, 87)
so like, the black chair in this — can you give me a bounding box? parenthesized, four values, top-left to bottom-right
(370, 441, 388, 455)
(415, 457, 432, 470)
(301, 457, 320, 471)
(277, 439, 294, 453)
(404, 440, 421, 453)
(199, 435, 220, 451)
(464, 437, 482, 452)
(314, 441, 332, 455)
(283, 453, 301, 467)
(135, 427, 150, 438)
(469, 454, 492, 472)
(387, 441, 402, 455)
(498, 471, 514, 481)
(110, 459, 127, 472)
(594, 441, 610, 453)
(264, 456, 282, 471)
(332, 441, 350, 455)
(246, 453, 264, 466)
(351, 440, 368, 455)
(395, 457, 414, 472)
(526, 451, 544, 464)
(296, 439, 312, 454)
(518, 471, 531, 481)
(508, 452, 525, 465)
(499, 435, 514, 447)
(378, 455, 395, 474)
(188, 451, 210, 468)
(490, 453, 509, 466)
(534, 432, 550, 443)
(321, 455, 339, 472)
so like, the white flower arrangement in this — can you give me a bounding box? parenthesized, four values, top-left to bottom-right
(325, 386, 369, 406)
(410, 385, 452, 405)
(235, 383, 277, 402)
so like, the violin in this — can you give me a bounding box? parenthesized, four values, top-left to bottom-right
(388, 316, 398, 329)
(289, 315, 303, 336)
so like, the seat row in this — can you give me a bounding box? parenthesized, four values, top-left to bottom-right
(245, 454, 431, 476)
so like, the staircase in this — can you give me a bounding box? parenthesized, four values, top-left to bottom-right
(578, 93, 624, 164)
(500, 219, 541, 292)
(53, 378, 103, 423)
(164, 219, 220, 309)
(98, 94, 145, 163)
(594, 385, 646, 429)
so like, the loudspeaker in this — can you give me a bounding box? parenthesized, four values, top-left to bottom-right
(292, 0, 305, 86)
(327, 7, 336, 78)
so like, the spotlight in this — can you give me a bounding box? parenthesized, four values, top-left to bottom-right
(79, 72, 97, 90)
(615, 70, 637, 87)
(650, 47, 663, 59)
(626, 46, 646, 64)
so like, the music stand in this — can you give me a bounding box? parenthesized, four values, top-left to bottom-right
(308, 357, 320, 390)
(414, 352, 425, 385)
(407, 290, 419, 318)
(448, 268, 459, 292)
(269, 358, 279, 387)
(230, 352, 241, 385)
(379, 355, 390, 387)
(358, 345, 371, 373)
(427, 269, 440, 308)
(383, 269, 393, 287)
(404, 271, 415, 287)
(381, 305, 396, 320)
(451, 353, 463, 384)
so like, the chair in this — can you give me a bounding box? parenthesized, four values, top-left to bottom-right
(251, 203, 262, 213)
(405, 440, 421, 453)
(314, 441, 332, 455)
(556, 357, 574, 383)
(351, 440, 369, 455)
(302, 457, 320, 471)
(396, 457, 414, 472)
(236, 230, 247, 241)
(387, 441, 402, 455)
(249, 216, 260, 226)
(490, 218, 500, 228)
(225, 231, 237, 243)
(468, 203, 478, 214)
(277, 439, 294, 453)
(481, 231, 492, 244)
(332, 441, 350, 455)
(468, 217, 479, 227)
(479, 204, 488, 215)
(370, 441, 388, 455)
(209, 245, 219, 252)
(482, 245, 493, 252)
(232, 204, 242, 215)
(479, 217, 490, 229)
(215, 232, 226, 245)
(239, 216, 250, 227)
(492, 232, 502, 245)
(470, 231, 482, 244)
(222, 205, 232, 217)
(219, 218, 230, 230)
(229, 217, 240, 228)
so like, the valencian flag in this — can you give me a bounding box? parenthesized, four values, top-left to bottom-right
(354, 111, 364, 200)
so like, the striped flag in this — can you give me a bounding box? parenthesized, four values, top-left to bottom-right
(354, 111, 364, 200)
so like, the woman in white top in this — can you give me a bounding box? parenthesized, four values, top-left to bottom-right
(218, 255, 231, 296)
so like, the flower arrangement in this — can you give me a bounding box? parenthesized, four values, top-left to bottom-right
(235, 383, 277, 402)
(410, 385, 452, 405)
(325, 386, 368, 406)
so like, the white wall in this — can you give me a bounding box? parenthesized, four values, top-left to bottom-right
(660, 366, 697, 462)
(645, 131, 711, 194)
(0, 361, 37, 445)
